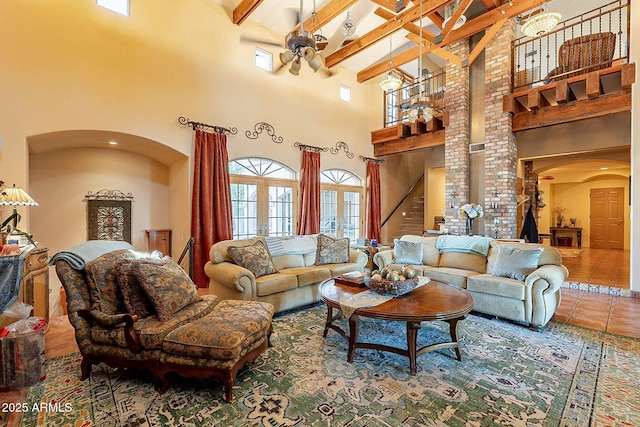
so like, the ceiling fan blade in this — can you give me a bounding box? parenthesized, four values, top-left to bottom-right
(284, 7, 300, 28)
(240, 35, 283, 48)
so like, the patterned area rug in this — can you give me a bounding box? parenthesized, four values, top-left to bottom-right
(21, 305, 640, 426)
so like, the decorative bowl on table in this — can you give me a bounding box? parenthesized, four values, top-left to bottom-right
(364, 266, 421, 296)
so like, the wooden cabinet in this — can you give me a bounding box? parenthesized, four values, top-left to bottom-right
(146, 229, 172, 256)
(20, 247, 49, 331)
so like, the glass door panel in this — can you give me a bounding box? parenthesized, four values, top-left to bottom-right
(320, 190, 338, 236)
(231, 183, 258, 239)
(268, 185, 294, 236)
(343, 191, 360, 240)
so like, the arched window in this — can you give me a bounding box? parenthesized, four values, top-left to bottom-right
(229, 158, 297, 239)
(320, 169, 363, 240)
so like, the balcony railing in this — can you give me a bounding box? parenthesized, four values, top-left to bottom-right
(383, 67, 446, 128)
(512, 0, 629, 91)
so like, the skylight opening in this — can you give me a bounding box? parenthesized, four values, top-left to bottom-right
(97, 0, 129, 16)
(255, 48, 272, 72)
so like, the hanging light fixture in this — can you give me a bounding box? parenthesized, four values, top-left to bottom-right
(279, 0, 325, 74)
(340, 8, 356, 37)
(379, 37, 402, 92)
(408, 0, 434, 123)
(520, 0, 561, 37)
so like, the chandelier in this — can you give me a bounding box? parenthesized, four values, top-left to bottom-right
(520, 1, 561, 37)
(379, 37, 402, 92)
(408, 0, 434, 123)
(279, 0, 324, 75)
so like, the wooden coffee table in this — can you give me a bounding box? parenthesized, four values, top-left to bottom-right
(319, 278, 473, 375)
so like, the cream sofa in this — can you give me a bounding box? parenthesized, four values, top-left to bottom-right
(205, 235, 367, 313)
(373, 235, 568, 329)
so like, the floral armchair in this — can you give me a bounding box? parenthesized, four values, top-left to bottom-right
(54, 245, 274, 402)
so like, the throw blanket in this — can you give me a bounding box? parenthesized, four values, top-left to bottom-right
(0, 255, 24, 313)
(48, 240, 134, 270)
(435, 235, 492, 256)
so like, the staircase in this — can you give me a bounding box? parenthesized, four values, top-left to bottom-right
(393, 197, 425, 240)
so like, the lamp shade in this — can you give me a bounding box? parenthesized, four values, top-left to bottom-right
(0, 185, 38, 206)
(280, 49, 295, 65)
(289, 58, 301, 75)
(379, 73, 402, 92)
(307, 54, 323, 72)
(521, 11, 561, 37)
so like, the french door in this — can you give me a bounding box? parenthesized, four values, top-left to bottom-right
(320, 184, 362, 240)
(231, 176, 297, 239)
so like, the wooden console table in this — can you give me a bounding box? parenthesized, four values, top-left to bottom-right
(550, 227, 582, 248)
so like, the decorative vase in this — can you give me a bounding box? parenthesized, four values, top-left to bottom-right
(467, 217, 475, 236)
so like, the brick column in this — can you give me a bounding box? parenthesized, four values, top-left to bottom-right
(444, 39, 470, 235)
(484, 20, 518, 238)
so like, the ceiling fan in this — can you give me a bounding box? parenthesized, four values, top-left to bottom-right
(240, 0, 330, 76)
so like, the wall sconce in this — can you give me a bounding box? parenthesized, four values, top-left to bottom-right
(449, 191, 458, 209)
(493, 216, 500, 239)
(491, 190, 499, 210)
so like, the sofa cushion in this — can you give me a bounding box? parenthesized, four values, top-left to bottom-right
(255, 273, 299, 297)
(467, 274, 526, 300)
(316, 234, 349, 265)
(163, 300, 273, 360)
(133, 256, 200, 321)
(422, 268, 480, 288)
(279, 266, 331, 287)
(115, 254, 162, 318)
(227, 239, 277, 278)
(271, 254, 305, 271)
(439, 252, 486, 273)
(393, 239, 423, 264)
(85, 249, 137, 315)
(134, 295, 218, 350)
(492, 246, 543, 281)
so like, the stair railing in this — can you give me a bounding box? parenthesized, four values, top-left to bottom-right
(177, 237, 194, 279)
(381, 173, 424, 229)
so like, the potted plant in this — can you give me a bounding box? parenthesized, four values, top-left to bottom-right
(553, 207, 566, 228)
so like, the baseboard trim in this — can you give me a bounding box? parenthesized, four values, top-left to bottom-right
(562, 281, 632, 297)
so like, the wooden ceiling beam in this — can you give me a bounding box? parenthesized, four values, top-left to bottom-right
(435, 0, 539, 44)
(232, 0, 264, 25)
(325, 0, 451, 68)
(405, 33, 464, 67)
(358, 44, 422, 83)
(295, 0, 359, 32)
(440, 0, 474, 44)
(373, 130, 446, 156)
(370, 0, 405, 12)
(467, 17, 507, 64)
(480, 0, 501, 10)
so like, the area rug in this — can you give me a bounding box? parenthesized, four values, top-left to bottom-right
(556, 248, 584, 258)
(20, 305, 640, 426)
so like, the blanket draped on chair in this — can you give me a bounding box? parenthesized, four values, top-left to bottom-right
(435, 235, 492, 256)
(48, 240, 134, 270)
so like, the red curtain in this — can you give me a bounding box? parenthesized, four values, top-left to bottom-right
(296, 150, 321, 235)
(191, 129, 233, 288)
(365, 161, 382, 242)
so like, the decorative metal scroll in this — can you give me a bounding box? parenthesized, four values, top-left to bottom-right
(85, 189, 133, 243)
(245, 122, 283, 143)
(178, 116, 237, 135)
(294, 142, 328, 152)
(358, 155, 385, 164)
(330, 141, 354, 159)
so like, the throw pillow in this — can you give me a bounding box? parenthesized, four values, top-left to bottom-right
(492, 245, 543, 281)
(133, 256, 199, 321)
(227, 239, 277, 278)
(85, 249, 135, 315)
(315, 234, 349, 265)
(115, 257, 159, 318)
(393, 239, 423, 264)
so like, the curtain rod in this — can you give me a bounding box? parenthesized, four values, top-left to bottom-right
(294, 142, 328, 152)
(359, 155, 385, 164)
(178, 116, 238, 135)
